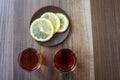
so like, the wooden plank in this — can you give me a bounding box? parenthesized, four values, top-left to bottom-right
(91, 0, 120, 80)
(0, 0, 94, 80)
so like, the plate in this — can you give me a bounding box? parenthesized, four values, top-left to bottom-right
(30, 6, 70, 46)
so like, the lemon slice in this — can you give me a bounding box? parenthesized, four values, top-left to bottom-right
(30, 18, 54, 42)
(56, 13, 69, 32)
(41, 12, 60, 33)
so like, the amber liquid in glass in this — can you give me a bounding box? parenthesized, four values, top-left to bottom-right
(54, 49, 76, 72)
(18, 48, 40, 71)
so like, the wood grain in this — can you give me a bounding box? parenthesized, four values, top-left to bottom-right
(0, 0, 14, 80)
(2, 0, 120, 80)
(91, 0, 120, 80)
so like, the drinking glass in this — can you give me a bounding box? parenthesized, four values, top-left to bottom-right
(18, 48, 41, 71)
(54, 48, 76, 72)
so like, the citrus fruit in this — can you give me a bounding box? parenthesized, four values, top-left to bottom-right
(40, 12, 60, 33)
(56, 13, 69, 32)
(30, 18, 54, 42)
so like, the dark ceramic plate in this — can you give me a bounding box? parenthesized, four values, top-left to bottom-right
(30, 6, 70, 46)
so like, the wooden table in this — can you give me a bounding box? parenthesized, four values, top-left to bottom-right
(0, 0, 120, 80)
